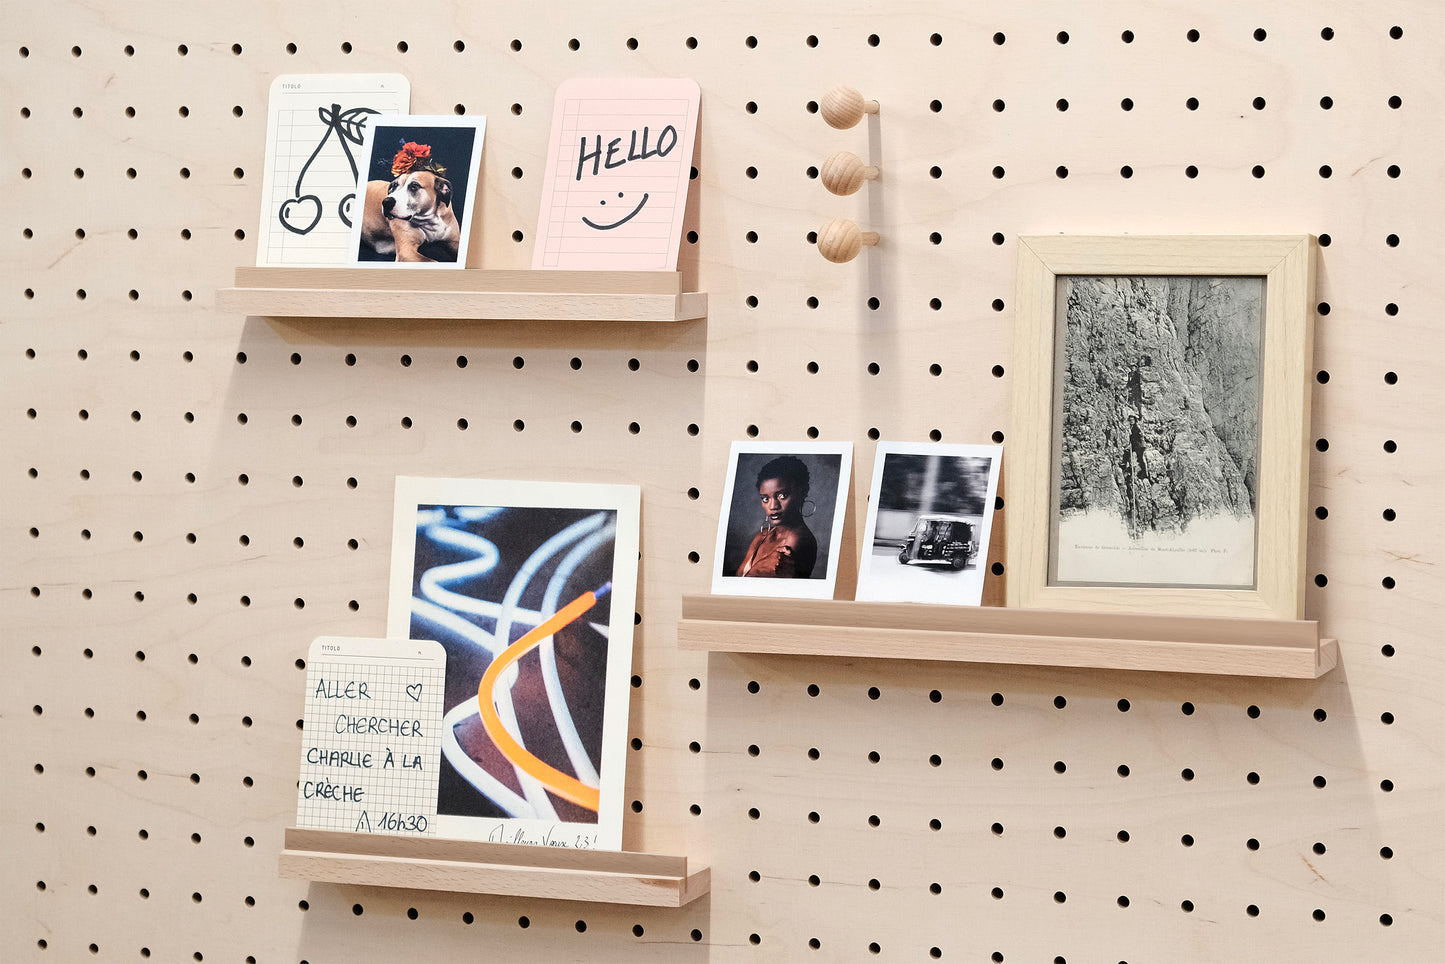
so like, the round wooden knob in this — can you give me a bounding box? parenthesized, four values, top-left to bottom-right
(820, 150, 880, 196)
(820, 85, 880, 130)
(818, 218, 880, 263)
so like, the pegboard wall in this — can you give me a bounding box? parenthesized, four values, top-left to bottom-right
(4, 2, 1442, 962)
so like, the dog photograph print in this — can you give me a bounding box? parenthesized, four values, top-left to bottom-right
(350, 115, 486, 267)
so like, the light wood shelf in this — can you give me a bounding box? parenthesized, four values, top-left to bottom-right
(278, 828, 709, 907)
(217, 268, 707, 322)
(678, 595, 1337, 679)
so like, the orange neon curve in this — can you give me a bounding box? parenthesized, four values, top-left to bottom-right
(476, 587, 607, 812)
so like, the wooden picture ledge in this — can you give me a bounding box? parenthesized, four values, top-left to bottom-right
(217, 267, 707, 322)
(678, 595, 1337, 679)
(279, 828, 709, 907)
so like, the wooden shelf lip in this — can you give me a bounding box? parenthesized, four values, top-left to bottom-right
(217, 267, 706, 322)
(279, 828, 709, 907)
(678, 595, 1337, 679)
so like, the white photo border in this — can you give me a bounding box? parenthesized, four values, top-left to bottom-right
(711, 440, 853, 600)
(385, 476, 639, 851)
(348, 115, 486, 268)
(856, 442, 1003, 606)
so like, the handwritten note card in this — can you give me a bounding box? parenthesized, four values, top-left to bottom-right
(256, 74, 410, 267)
(533, 78, 700, 270)
(295, 636, 445, 836)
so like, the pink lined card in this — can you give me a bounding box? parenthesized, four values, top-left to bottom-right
(533, 78, 700, 270)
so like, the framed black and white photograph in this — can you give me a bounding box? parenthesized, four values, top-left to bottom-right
(385, 477, 639, 851)
(712, 441, 853, 600)
(349, 115, 485, 266)
(1009, 236, 1317, 619)
(856, 442, 1002, 606)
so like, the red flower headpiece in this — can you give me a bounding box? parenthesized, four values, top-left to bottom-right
(391, 142, 447, 178)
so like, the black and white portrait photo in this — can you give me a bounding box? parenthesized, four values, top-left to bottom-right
(1049, 274, 1265, 589)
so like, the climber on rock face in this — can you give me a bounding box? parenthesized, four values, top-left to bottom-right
(1127, 363, 1144, 415)
(1119, 414, 1154, 534)
(1128, 416, 1149, 482)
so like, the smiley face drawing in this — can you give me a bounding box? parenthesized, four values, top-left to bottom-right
(583, 192, 650, 230)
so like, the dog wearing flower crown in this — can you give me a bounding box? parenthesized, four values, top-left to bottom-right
(359, 142, 460, 262)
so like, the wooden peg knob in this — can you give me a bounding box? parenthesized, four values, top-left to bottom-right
(818, 218, 880, 263)
(820, 85, 880, 130)
(820, 150, 880, 196)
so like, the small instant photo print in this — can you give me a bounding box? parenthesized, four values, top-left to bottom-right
(386, 477, 640, 851)
(349, 116, 485, 266)
(856, 442, 1003, 606)
(712, 441, 853, 600)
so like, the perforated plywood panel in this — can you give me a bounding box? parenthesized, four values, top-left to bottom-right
(4, 2, 1441, 962)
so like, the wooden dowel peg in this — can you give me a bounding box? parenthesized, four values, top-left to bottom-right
(820, 150, 880, 196)
(818, 218, 880, 263)
(820, 85, 880, 130)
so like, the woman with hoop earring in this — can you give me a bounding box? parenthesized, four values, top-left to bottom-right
(735, 455, 818, 578)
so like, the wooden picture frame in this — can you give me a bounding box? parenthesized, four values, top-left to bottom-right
(1008, 235, 1316, 619)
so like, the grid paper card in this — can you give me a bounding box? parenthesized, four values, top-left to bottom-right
(256, 74, 410, 267)
(533, 77, 700, 270)
(296, 636, 445, 836)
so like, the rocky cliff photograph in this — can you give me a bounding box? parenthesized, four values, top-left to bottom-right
(1049, 274, 1264, 589)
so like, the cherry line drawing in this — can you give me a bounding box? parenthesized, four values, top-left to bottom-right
(278, 103, 380, 235)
